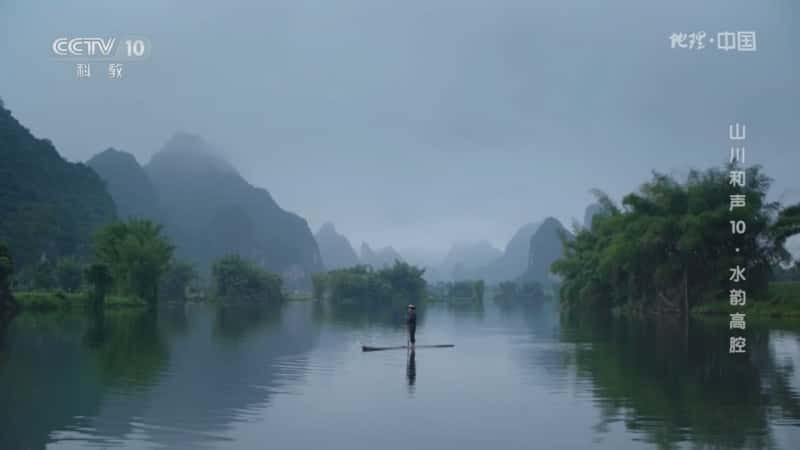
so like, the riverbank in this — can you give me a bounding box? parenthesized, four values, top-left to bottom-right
(13, 291, 147, 311)
(691, 282, 800, 318)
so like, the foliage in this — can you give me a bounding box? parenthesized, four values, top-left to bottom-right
(0, 101, 117, 270)
(552, 165, 800, 314)
(313, 261, 427, 304)
(14, 290, 145, 311)
(85, 263, 114, 307)
(93, 219, 174, 306)
(159, 261, 197, 302)
(55, 257, 83, 292)
(32, 260, 56, 291)
(691, 282, 800, 317)
(0, 241, 18, 311)
(211, 254, 283, 303)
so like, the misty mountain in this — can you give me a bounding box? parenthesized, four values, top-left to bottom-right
(87, 148, 160, 221)
(478, 222, 541, 283)
(584, 203, 603, 229)
(519, 217, 572, 287)
(145, 133, 322, 287)
(359, 242, 404, 269)
(0, 100, 116, 268)
(440, 241, 502, 281)
(315, 222, 359, 270)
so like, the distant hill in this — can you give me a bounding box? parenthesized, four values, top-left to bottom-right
(315, 222, 359, 270)
(145, 133, 322, 287)
(440, 241, 502, 281)
(87, 148, 160, 221)
(359, 242, 403, 269)
(0, 100, 116, 268)
(520, 217, 572, 287)
(478, 222, 541, 283)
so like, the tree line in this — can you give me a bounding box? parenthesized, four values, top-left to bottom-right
(552, 165, 800, 314)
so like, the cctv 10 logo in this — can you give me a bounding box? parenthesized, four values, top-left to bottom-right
(51, 37, 150, 60)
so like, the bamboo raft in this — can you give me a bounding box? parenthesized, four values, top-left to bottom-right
(361, 344, 455, 352)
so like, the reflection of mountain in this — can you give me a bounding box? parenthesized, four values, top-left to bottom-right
(359, 242, 404, 268)
(0, 304, 321, 450)
(145, 133, 323, 287)
(315, 222, 359, 270)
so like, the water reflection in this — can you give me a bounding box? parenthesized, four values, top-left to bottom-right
(406, 348, 416, 391)
(0, 300, 797, 450)
(554, 311, 800, 449)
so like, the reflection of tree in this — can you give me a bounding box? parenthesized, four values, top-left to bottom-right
(312, 300, 424, 330)
(0, 313, 106, 450)
(557, 312, 800, 450)
(0, 304, 321, 450)
(212, 303, 282, 341)
(87, 309, 170, 388)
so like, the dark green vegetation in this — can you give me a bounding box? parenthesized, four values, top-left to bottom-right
(211, 254, 283, 303)
(312, 261, 426, 305)
(558, 310, 800, 450)
(143, 133, 322, 288)
(315, 222, 359, 270)
(0, 101, 117, 270)
(0, 243, 19, 314)
(493, 280, 546, 305)
(691, 282, 800, 317)
(87, 148, 161, 221)
(553, 166, 800, 315)
(93, 220, 174, 307)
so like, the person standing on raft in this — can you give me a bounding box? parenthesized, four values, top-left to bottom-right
(406, 304, 417, 347)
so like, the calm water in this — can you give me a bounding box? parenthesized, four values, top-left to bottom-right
(0, 300, 798, 450)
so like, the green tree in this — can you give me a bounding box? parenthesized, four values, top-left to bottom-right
(55, 257, 82, 292)
(211, 254, 283, 303)
(32, 260, 56, 291)
(552, 165, 800, 313)
(93, 219, 174, 306)
(160, 261, 197, 302)
(85, 263, 113, 308)
(0, 242, 19, 312)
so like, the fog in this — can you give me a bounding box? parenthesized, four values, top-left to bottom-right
(1, 0, 797, 255)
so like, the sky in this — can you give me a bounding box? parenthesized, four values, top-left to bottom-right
(1, 0, 798, 256)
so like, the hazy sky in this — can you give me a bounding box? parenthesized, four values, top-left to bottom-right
(1, 0, 798, 255)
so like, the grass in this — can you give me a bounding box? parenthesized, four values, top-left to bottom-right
(14, 290, 147, 311)
(691, 282, 800, 318)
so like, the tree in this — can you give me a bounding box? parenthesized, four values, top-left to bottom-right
(56, 257, 83, 292)
(32, 260, 56, 291)
(160, 261, 197, 302)
(211, 254, 283, 303)
(0, 242, 19, 312)
(85, 263, 113, 308)
(552, 165, 800, 314)
(93, 219, 174, 307)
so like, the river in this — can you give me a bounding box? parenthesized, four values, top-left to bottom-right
(0, 300, 798, 450)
